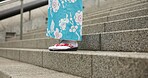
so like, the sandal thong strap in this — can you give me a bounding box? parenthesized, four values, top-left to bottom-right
(54, 43, 74, 48)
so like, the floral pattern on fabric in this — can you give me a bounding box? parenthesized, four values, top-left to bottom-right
(46, 0, 83, 41)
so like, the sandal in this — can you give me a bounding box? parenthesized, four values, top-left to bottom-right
(48, 40, 78, 51)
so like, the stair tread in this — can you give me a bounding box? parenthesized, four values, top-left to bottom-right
(84, 0, 147, 15)
(0, 48, 148, 59)
(84, 7, 148, 21)
(0, 57, 81, 78)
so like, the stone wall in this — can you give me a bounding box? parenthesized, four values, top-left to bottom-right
(0, 30, 5, 42)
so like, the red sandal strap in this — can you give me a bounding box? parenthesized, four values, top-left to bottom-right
(54, 43, 74, 48)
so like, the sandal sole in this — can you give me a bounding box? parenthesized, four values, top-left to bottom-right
(49, 47, 78, 51)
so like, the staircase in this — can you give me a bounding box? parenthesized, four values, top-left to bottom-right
(0, 0, 148, 78)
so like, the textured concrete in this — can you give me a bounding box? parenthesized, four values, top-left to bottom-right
(7, 31, 46, 41)
(0, 30, 5, 43)
(20, 50, 43, 66)
(6, 49, 20, 61)
(83, 16, 107, 25)
(44, 38, 60, 48)
(84, 12, 109, 20)
(0, 38, 59, 49)
(107, 0, 147, 11)
(105, 16, 148, 32)
(0, 42, 5, 48)
(6, 41, 22, 48)
(85, 0, 146, 16)
(23, 34, 35, 40)
(78, 34, 101, 50)
(43, 51, 92, 78)
(93, 54, 148, 78)
(82, 23, 105, 34)
(108, 8, 148, 21)
(7, 36, 20, 42)
(102, 29, 148, 52)
(0, 49, 148, 78)
(110, 2, 148, 15)
(14, 41, 23, 48)
(25, 27, 46, 34)
(36, 38, 47, 49)
(22, 39, 37, 48)
(84, 8, 148, 26)
(0, 71, 10, 78)
(101, 32, 123, 51)
(13, 73, 81, 78)
(34, 32, 46, 39)
(1, 28, 148, 52)
(0, 57, 81, 78)
(2, 42, 10, 48)
(84, 2, 148, 20)
(0, 49, 7, 58)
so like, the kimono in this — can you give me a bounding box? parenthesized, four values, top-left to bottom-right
(46, 0, 83, 41)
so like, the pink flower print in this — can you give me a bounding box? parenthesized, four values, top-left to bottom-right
(71, 0, 76, 3)
(59, 18, 69, 30)
(69, 26, 78, 32)
(52, 0, 60, 12)
(54, 28, 62, 39)
(74, 11, 82, 25)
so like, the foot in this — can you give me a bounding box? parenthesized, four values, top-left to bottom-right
(48, 40, 78, 51)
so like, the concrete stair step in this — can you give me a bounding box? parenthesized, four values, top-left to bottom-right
(0, 38, 59, 49)
(7, 26, 46, 41)
(83, 8, 148, 25)
(25, 27, 45, 35)
(7, 29, 47, 41)
(84, 0, 147, 16)
(110, 1, 148, 15)
(0, 28, 148, 52)
(81, 28, 148, 52)
(84, 12, 109, 21)
(22, 32, 47, 40)
(83, 15, 148, 34)
(0, 57, 81, 78)
(0, 48, 148, 78)
(84, 2, 148, 20)
(7, 14, 148, 41)
(7, 2, 148, 41)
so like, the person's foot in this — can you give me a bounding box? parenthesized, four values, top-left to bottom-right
(48, 40, 78, 51)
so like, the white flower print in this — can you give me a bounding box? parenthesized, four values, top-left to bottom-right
(69, 26, 78, 32)
(74, 10, 82, 25)
(59, 15, 69, 30)
(47, 28, 50, 33)
(50, 20, 55, 32)
(47, 0, 83, 41)
(48, 0, 51, 8)
(68, 0, 77, 3)
(52, 0, 60, 12)
(60, 0, 65, 8)
(54, 28, 62, 39)
(46, 28, 50, 36)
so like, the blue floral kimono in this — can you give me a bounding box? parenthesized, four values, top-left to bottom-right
(46, 0, 83, 41)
